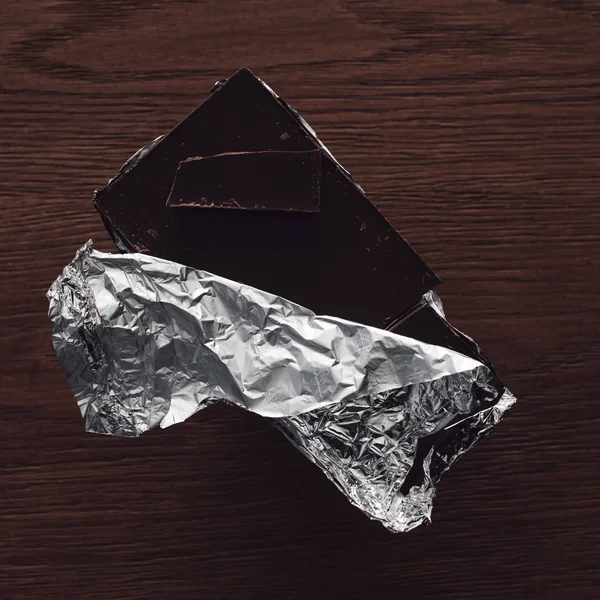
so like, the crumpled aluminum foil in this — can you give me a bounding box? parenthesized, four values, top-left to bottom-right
(48, 242, 515, 531)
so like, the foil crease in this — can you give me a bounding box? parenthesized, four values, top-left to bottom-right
(278, 382, 515, 532)
(48, 242, 515, 531)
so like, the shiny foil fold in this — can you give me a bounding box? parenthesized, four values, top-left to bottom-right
(48, 242, 515, 531)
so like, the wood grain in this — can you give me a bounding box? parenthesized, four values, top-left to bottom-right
(1, 1, 599, 598)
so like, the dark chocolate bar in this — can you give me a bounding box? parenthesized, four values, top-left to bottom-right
(94, 68, 439, 328)
(94, 69, 509, 501)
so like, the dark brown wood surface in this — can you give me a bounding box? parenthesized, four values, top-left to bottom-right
(2, 1, 599, 598)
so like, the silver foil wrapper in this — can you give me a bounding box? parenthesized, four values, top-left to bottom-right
(48, 242, 515, 531)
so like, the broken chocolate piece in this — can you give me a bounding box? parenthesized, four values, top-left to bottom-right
(94, 67, 440, 328)
(167, 150, 321, 212)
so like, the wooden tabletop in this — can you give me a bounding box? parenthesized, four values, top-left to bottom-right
(2, 1, 599, 598)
